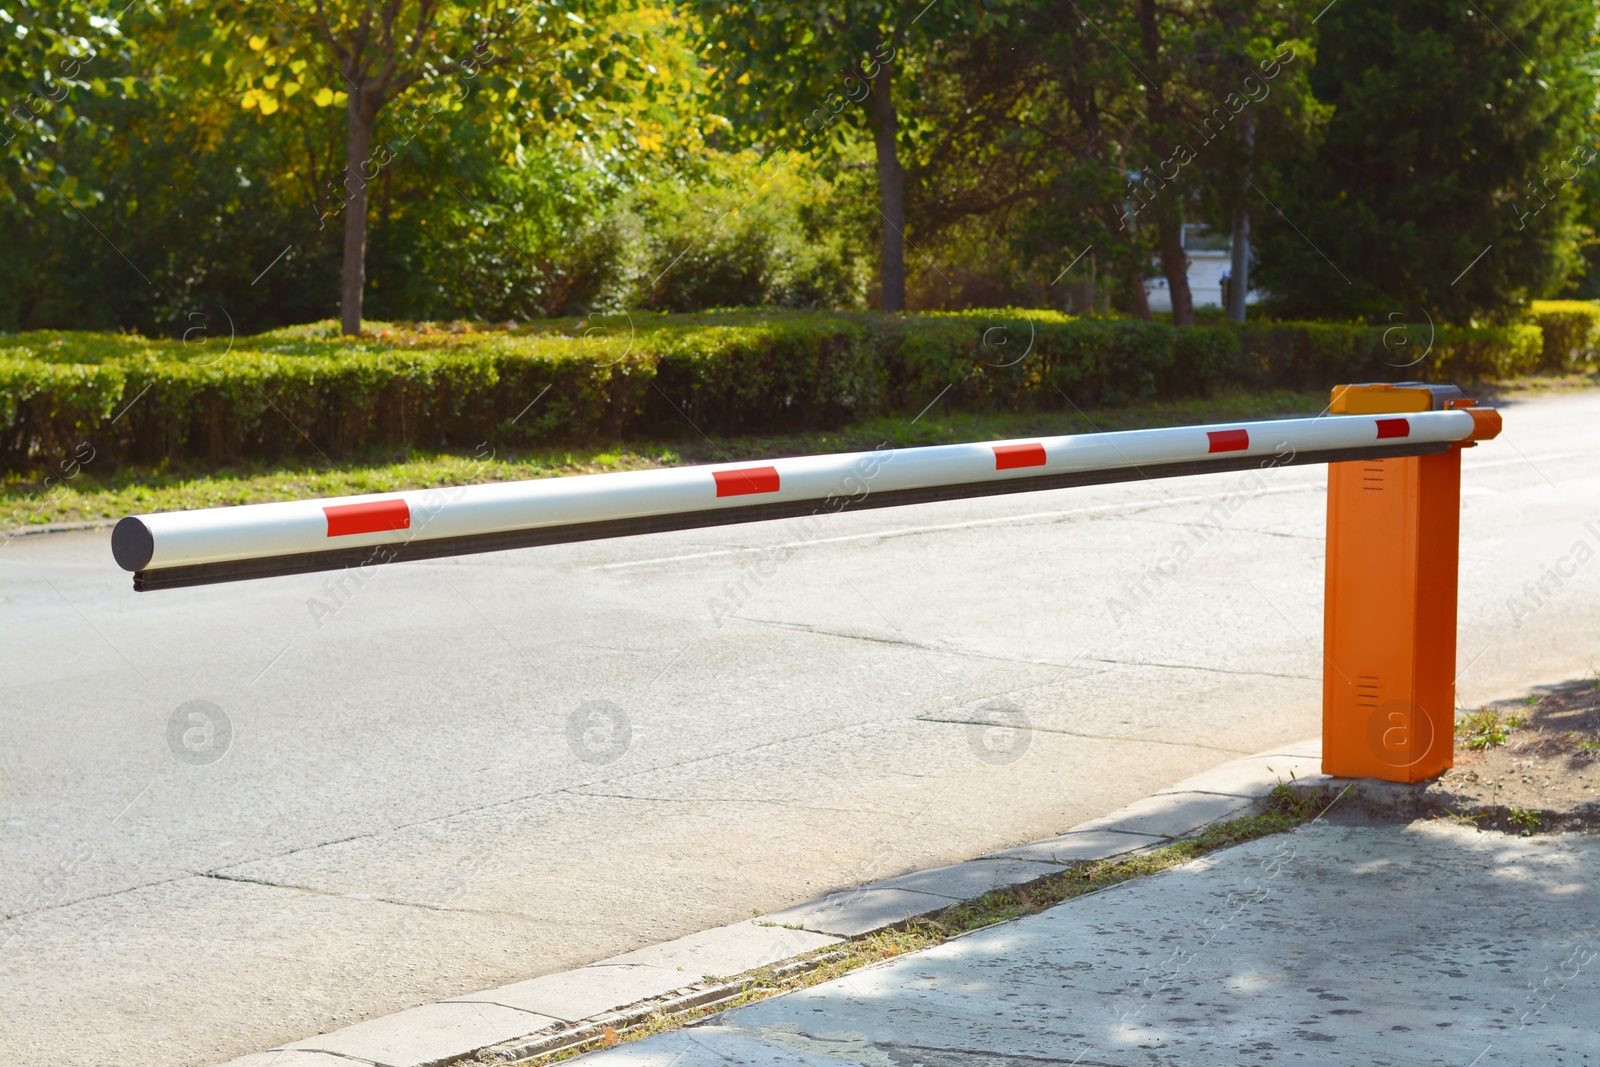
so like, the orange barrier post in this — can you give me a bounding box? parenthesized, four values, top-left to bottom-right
(1322, 383, 1502, 781)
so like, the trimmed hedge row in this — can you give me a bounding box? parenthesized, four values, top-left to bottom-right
(1527, 300, 1600, 370)
(0, 310, 1568, 469)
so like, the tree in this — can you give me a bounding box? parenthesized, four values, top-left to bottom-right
(1, 2, 138, 210)
(1131, 0, 1197, 325)
(1253, 0, 1594, 321)
(960, 0, 1152, 316)
(1181, 1, 1322, 323)
(211, 0, 675, 334)
(694, 0, 1009, 311)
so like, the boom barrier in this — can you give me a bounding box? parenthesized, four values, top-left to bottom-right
(112, 382, 1501, 783)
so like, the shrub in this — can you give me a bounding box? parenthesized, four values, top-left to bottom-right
(1239, 320, 1543, 387)
(1525, 300, 1600, 370)
(0, 312, 1552, 471)
(622, 158, 866, 313)
(645, 315, 886, 433)
(1431, 324, 1543, 379)
(0, 358, 127, 467)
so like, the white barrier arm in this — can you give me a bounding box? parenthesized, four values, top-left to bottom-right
(114, 409, 1484, 590)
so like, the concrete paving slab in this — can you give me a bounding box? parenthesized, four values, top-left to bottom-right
(457, 966, 694, 1023)
(863, 857, 1061, 898)
(762, 887, 956, 937)
(983, 827, 1164, 863)
(1070, 788, 1260, 837)
(586, 822, 1600, 1065)
(595, 920, 841, 979)
(456, 964, 699, 1023)
(215, 1054, 355, 1067)
(281, 1001, 555, 1067)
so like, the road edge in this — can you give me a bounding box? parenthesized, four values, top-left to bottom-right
(215, 740, 1331, 1067)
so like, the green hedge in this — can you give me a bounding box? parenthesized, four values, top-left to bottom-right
(1526, 300, 1600, 370)
(0, 312, 1554, 469)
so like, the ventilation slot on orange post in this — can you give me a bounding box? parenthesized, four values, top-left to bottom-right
(1357, 676, 1380, 708)
(1361, 463, 1385, 492)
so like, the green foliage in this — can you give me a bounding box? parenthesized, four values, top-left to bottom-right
(1433, 324, 1544, 379)
(1507, 807, 1544, 830)
(1253, 0, 1596, 322)
(8, 0, 1598, 334)
(624, 167, 867, 313)
(1526, 300, 1600, 369)
(0, 356, 125, 465)
(0, 1, 138, 208)
(1458, 708, 1513, 749)
(0, 313, 1549, 471)
(1235, 321, 1540, 387)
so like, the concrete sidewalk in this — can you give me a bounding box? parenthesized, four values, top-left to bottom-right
(585, 819, 1599, 1066)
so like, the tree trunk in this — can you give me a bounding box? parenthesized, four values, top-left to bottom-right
(1126, 264, 1153, 320)
(340, 95, 374, 336)
(1156, 209, 1194, 325)
(1228, 207, 1250, 322)
(1228, 115, 1254, 323)
(871, 65, 906, 312)
(1134, 0, 1193, 325)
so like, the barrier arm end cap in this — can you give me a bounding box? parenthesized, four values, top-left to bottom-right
(1466, 406, 1503, 443)
(112, 516, 154, 572)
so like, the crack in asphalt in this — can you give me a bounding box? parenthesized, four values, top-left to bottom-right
(1, 715, 961, 922)
(564, 791, 892, 813)
(733, 620, 1316, 682)
(914, 718, 1253, 755)
(196, 872, 549, 921)
(1083, 657, 1317, 681)
(734, 617, 1119, 672)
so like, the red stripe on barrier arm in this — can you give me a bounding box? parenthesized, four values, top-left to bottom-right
(324, 499, 411, 537)
(1376, 417, 1411, 439)
(1207, 429, 1250, 453)
(713, 466, 781, 497)
(993, 443, 1047, 470)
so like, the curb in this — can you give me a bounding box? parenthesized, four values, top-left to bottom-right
(2, 518, 117, 540)
(216, 740, 1329, 1067)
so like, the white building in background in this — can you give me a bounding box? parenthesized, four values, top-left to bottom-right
(1144, 224, 1261, 313)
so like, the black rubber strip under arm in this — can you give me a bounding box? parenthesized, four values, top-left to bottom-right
(131, 442, 1450, 591)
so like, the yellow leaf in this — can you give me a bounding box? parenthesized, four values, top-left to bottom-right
(241, 89, 259, 109)
(283, 81, 301, 97)
(248, 34, 267, 51)
(262, 73, 280, 89)
(332, 91, 347, 106)
(289, 59, 306, 74)
(313, 86, 334, 106)
(258, 94, 279, 115)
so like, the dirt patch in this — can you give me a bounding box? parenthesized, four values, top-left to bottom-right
(1305, 676, 1600, 835)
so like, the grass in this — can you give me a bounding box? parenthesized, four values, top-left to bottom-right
(525, 784, 1340, 1064)
(1457, 708, 1514, 750)
(1507, 807, 1544, 831)
(0, 388, 1327, 529)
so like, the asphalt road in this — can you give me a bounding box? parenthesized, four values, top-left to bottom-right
(2, 391, 1596, 1066)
